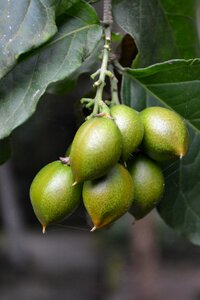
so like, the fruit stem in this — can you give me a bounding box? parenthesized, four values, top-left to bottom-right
(87, 0, 113, 118)
(113, 59, 125, 74)
(109, 65, 120, 106)
(93, 26, 111, 116)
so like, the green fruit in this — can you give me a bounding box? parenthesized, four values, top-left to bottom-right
(30, 161, 82, 232)
(140, 106, 189, 161)
(65, 143, 71, 156)
(70, 117, 122, 183)
(83, 164, 134, 230)
(110, 104, 144, 161)
(129, 155, 165, 219)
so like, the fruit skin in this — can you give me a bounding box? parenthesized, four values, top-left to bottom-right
(30, 161, 82, 230)
(70, 117, 122, 183)
(65, 143, 71, 156)
(140, 106, 189, 162)
(83, 164, 134, 229)
(128, 155, 165, 219)
(110, 104, 144, 161)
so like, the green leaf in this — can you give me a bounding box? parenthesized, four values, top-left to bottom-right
(113, 0, 199, 67)
(122, 59, 200, 244)
(47, 38, 103, 95)
(159, 127, 200, 245)
(0, 1, 102, 139)
(55, 0, 80, 17)
(0, 0, 62, 80)
(86, 0, 100, 3)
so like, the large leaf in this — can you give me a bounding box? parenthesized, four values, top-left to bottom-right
(121, 59, 200, 244)
(1, 0, 59, 79)
(0, 1, 102, 139)
(56, 0, 80, 17)
(113, 0, 199, 67)
(0, 0, 80, 80)
(47, 38, 103, 95)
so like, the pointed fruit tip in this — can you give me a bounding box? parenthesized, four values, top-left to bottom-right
(90, 226, 97, 232)
(42, 225, 46, 234)
(177, 147, 187, 160)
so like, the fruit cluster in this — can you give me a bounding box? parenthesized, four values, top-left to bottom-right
(30, 105, 189, 233)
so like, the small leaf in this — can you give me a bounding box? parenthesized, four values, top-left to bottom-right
(113, 0, 199, 67)
(0, 1, 102, 139)
(122, 59, 200, 244)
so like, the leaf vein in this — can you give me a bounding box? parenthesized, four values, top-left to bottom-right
(46, 24, 97, 48)
(4, 56, 39, 131)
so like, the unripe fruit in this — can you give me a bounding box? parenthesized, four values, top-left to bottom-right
(140, 107, 189, 161)
(83, 164, 134, 230)
(30, 161, 82, 233)
(128, 155, 165, 219)
(65, 143, 71, 156)
(110, 104, 144, 161)
(70, 117, 122, 183)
